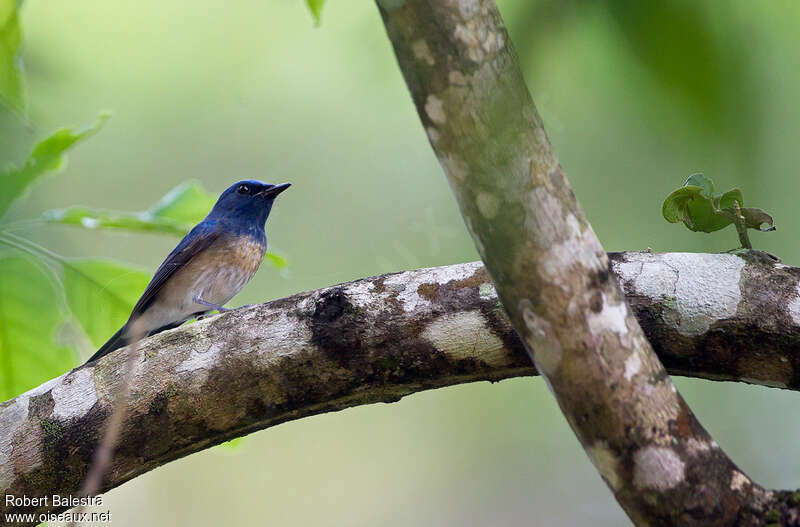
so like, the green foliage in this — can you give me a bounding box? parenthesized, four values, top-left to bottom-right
(62, 259, 150, 347)
(44, 181, 218, 237)
(662, 173, 775, 248)
(603, 1, 747, 131)
(0, 255, 74, 401)
(306, 0, 325, 25)
(0, 115, 108, 219)
(506, 0, 760, 178)
(0, 0, 24, 114)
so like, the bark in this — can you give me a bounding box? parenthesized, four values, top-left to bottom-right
(376, 0, 796, 524)
(3, 254, 800, 524)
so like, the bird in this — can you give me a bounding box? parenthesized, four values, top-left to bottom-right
(85, 179, 291, 364)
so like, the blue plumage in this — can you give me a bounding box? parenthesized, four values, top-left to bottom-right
(86, 180, 290, 363)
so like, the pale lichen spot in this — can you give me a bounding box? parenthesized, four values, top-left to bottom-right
(633, 446, 685, 490)
(587, 294, 629, 337)
(52, 368, 98, 420)
(525, 187, 563, 246)
(448, 70, 467, 86)
(612, 253, 678, 301)
(531, 206, 605, 288)
(252, 311, 314, 363)
(383, 262, 483, 313)
(730, 470, 750, 492)
(482, 31, 505, 56)
(411, 39, 435, 66)
(520, 300, 562, 375)
(685, 438, 712, 456)
(176, 342, 222, 375)
(0, 397, 29, 492)
(587, 442, 621, 491)
(476, 192, 500, 219)
(614, 252, 745, 336)
(346, 280, 379, 309)
(438, 153, 469, 182)
(624, 352, 642, 381)
(457, 0, 480, 18)
(453, 24, 480, 59)
(633, 380, 681, 431)
(788, 280, 800, 326)
(425, 95, 446, 124)
(422, 310, 508, 367)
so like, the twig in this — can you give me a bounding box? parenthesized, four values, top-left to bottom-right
(66, 319, 145, 527)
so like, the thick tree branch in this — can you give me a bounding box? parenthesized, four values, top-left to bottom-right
(2, 253, 800, 524)
(376, 0, 798, 524)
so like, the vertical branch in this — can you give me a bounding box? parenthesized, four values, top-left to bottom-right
(376, 0, 772, 524)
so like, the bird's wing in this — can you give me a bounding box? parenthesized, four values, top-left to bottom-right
(129, 220, 222, 317)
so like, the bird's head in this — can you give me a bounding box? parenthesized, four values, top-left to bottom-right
(207, 180, 291, 226)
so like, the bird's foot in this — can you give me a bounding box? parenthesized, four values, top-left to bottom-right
(194, 296, 229, 313)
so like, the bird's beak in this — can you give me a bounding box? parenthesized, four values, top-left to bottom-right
(260, 183, 291, 197)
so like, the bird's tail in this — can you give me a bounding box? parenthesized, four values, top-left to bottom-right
(85, 326, 128, 364)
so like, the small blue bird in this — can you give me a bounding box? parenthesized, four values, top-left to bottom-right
(86, 180, 291, 364)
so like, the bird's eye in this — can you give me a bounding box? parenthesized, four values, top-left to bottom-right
(237, 184, 250, 195)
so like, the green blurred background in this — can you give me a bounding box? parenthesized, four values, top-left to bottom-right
(2, 0, 800, 525)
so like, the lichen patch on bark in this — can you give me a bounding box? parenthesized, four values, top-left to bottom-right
(519, 300, 562, 375)
(587, 294, 629, 337)
(624, 352, 642, 381)
(411, 39, 435, 65)
(0, 397, 28, 492)
(476, 192, 500, 219)
(587, 442, 621, 491)
(633, 446, 685, 490)
(425, 95, 446, 124)
(422, 310, 507, 366)
(614, 252, 745, 336)
(382, 262, 483, 312)
(51, 368, 98, 420)
(730, 470, 751, 493)
(788, 281, 800, 326)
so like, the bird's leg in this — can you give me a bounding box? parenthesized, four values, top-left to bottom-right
(194, 296, 230, 313)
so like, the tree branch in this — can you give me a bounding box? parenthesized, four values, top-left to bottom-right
(2, 253, 800, 524)
(376, 0, 798, 524)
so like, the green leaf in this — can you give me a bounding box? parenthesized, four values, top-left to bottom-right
(684, 173, 715, 199)
(306, 0, 325, 25)
(0, 115, 108, 220)
(684, 194, 732, 233)
(43, 180, 216, 237)
(662, 185, 703, 223)
(61, 259, 150, 347)
(663, 175, 776, 244)
(0, 0, 25, 114)
(147, 181, 218, 224)
(662, 181, 732, 233)
(263, 251, 288, 269)
(217, 436, 246, 451)
(718, 188, 744, 210)
(42, 206, 191, 236)
(0, 254, 75, 401)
